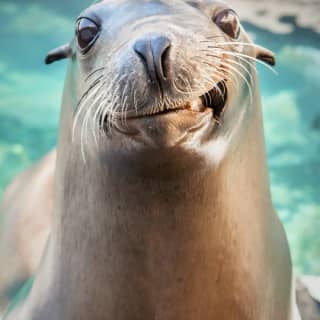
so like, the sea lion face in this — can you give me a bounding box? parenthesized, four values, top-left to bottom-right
(53, 0, 274, 163)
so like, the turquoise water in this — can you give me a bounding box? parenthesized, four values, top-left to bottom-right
(0, 1, 319, 274)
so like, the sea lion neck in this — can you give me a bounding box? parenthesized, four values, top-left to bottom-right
(27, 93, 274, 320)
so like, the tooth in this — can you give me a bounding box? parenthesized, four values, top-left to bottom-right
(190, 98, 205, 112)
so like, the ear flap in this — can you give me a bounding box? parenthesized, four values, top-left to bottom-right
(255, 45, 276, 66)
(45, 44, 72, 65)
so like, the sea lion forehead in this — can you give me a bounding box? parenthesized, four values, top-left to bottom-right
(93, 0, 229, 5)
(80, 0, 185, 24)
(89, 0, 191, 11)
(84, 0, 231, 18)
(78, 0, 211, 35)
(77, 0, 235, 35)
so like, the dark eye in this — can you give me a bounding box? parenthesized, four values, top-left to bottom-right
(76, 18, 100, 52)
(213, 9, 241, 39)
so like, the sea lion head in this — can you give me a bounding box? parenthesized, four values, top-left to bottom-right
(46, 0, 275, 167)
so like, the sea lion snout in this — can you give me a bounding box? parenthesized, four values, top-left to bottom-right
(133, 35, 172, 87)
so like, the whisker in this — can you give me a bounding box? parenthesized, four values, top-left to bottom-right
(89, 87, 107, 146)
(221, 62, 253, 105)
(223, 58, 254, 84)
(85, 67, 105, 83)
(194, 54, 238, 89)
(200, 48, 255, 71)
(132, 78, 138, 116)
(73, 82, 102, 143)
(203, 35, 226, 40)
(214, 41, 264, 49)
(104, 73, 127, 129)
(218, 65, 240, 90)
(97, 73, 120, 132)
(104, 81, 121, 132)
(216, 49, 278, 75)
(179, 66, 194, 94)
(120, 80, 130, 125)
(80, 81, 107, 163)
(75, 75, 104, 114)
(94, 81, 113, 132)
(172, 77, 186, 95)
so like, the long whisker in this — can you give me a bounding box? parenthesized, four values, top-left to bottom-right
(94, 80, 113, 132)
(85, 67, 105, 83)
(219, 67, 240, 91)
(75, 75, 104, 114)
(178, 66, 196, 94)
(221, 61, 253, 105)
(200, 48, 256, 71)
(89, 86, 107, 146)
(202, 35, 226, 40)
(102, 92, 115, 133)
(172, 77, 186, 95)
(132, 78, 138, 116)
(73, 81, 102, 143)
(216, 49, 278, 75)
(120, 80, 130, 125)
(80, 81, 106, 163)
(104, 73, 127, 128)
(97, 73, 119, 131)
(200, 40, 277, 75)
(104, 79, 121, 132)
(214, 41, 264, 49)
(223, 58, 254, 84)
(194, 54, 238, 89)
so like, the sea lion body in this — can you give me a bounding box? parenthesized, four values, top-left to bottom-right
(0, 151, 55, 311)
(2, 1, 301, 319)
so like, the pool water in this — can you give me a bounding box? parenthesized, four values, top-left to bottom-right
(0, 1, 319, 274)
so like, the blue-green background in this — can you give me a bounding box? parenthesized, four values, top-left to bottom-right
(0, 1, 319, 274)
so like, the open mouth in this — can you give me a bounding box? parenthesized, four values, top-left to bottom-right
(200, 80, 227, 120)
(101, 80, 228, 130)
(142, 80, 228, 120)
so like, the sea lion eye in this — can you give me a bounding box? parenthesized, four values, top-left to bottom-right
(76, 18, 100, 52)
(213, 9, 240, 39)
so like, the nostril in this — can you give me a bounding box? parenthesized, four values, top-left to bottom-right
(135, 49, 147, 65)
(134, 36, 171, 84)
(134, 40, 156, 83)
(153, 36, 171, 81)
(160, 43, 171, 79)
(133, 40, 150, 65)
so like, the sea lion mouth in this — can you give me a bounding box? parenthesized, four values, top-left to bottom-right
(129, 80, 228, 120)
(200, 80, 227, 120)
(101, 80, 228, 140)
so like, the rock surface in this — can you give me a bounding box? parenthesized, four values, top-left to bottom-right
(228, 0, 320, 34)
(296, 278, 320, 320)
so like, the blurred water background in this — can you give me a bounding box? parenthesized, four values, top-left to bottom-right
(0, 0, 319, 275)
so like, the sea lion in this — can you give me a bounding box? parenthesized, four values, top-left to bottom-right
(296, 278, 320, 320)
(2, 0, 301, 319)
(0, 151, 55, 312)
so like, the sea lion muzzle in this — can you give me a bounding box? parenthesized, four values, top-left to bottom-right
(133, 35, 227, 120)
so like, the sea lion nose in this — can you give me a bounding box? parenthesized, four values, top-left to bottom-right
(134, 36, 171, 84)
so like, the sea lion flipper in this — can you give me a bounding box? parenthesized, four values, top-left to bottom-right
(45, 44, 72, 65)
(255, 45, 276, 66)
